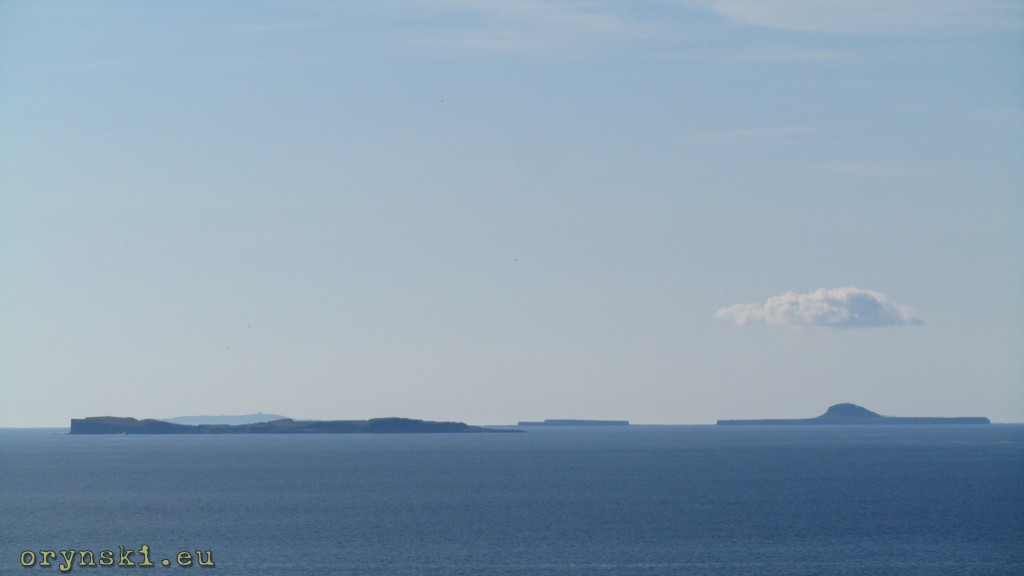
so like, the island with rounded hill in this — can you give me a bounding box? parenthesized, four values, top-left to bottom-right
(69, 416, 523, 434)
(717, 403, 990, 425)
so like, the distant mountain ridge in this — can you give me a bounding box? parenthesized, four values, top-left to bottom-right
(717, 403, 989, 426)
(517, 419, 630, 427)
(163, 413, 288, 425)
(69, 416, 522, 435)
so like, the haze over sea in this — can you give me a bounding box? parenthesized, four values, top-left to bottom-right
(2, 425, 1022, 575)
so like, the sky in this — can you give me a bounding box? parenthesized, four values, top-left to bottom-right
(1, 0, 1022, 426)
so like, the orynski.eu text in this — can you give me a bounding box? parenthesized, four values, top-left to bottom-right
(20, 545, 214, 572)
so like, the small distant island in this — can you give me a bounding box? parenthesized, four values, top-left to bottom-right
(69, 417, 522, 435)
(717, 403, 990, 426)
(517, 419, 630, 427)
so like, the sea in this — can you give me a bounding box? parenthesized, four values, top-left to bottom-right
(1, 425, 1022, 575)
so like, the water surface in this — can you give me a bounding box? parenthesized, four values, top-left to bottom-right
(2, 425, 1021, 575)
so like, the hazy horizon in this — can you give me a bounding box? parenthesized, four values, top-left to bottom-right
(3, 401, 1016, 429)
(2, 1, 1021, 427)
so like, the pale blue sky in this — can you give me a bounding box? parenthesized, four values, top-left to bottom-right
(2, 1, 1022, 426)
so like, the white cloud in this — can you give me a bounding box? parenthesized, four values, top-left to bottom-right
(716, 287, 923, 328)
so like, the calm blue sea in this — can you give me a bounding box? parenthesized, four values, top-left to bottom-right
(1, 425, 1022, 575)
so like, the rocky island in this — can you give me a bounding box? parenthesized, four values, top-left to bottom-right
(717, 403, 990, 426)
(69, 416, 522, 434)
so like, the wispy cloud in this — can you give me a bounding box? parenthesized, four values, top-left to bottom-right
(681, 124, 838, 146)
(404, 0, 650, 55)
(421, 0, 630, 33)
(705, 0, 1024, 34)
(716, 287, 923, 328)
(33, 57, 137, 76)
(226, 21, 327, 35)
(965, 107, 1024, 131)
(809, 162, 959, 179)
(731, 47, 845, 62)
(408, 28, 596, 56)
